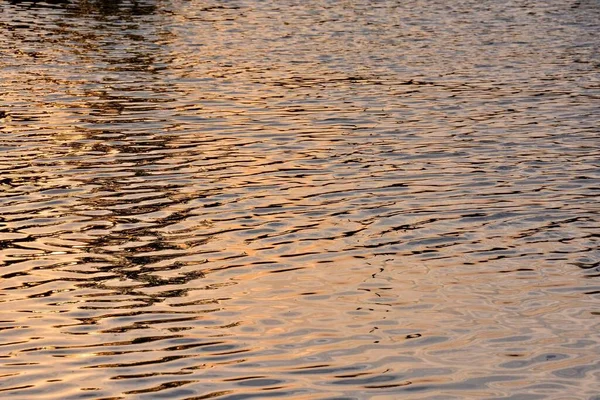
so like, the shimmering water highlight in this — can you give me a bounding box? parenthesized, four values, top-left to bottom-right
(1, 0, 599, 399)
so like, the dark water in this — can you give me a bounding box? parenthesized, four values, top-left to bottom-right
(1, 0, 599, 398)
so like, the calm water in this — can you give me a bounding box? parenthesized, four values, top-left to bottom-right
(1, 0, 599, 398)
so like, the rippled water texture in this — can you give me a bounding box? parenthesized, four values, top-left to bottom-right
(1, 0, 599, 398)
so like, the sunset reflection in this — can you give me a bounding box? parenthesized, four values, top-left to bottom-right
(1, 0, 599, 399)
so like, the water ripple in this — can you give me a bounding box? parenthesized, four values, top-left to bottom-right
(1, 0, 599, 399)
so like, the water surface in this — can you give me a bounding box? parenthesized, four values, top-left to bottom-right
(1, 0, 599, 398)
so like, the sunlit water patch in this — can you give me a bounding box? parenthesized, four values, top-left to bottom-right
(1, 0, 599, 398)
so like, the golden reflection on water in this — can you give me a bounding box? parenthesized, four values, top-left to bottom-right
(1, 0, 600, 399)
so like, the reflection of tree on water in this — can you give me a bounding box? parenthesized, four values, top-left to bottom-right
(57, 1, 206, 302)
(7, 0, 70, 8)
(6, 0, 207, 303)
(73, 0, 158, 16)
(9, 0, 158, 16)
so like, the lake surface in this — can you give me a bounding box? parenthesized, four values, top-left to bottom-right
(1, 0, 599, 398)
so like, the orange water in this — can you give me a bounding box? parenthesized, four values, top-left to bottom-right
(1, 1, 599, 399)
